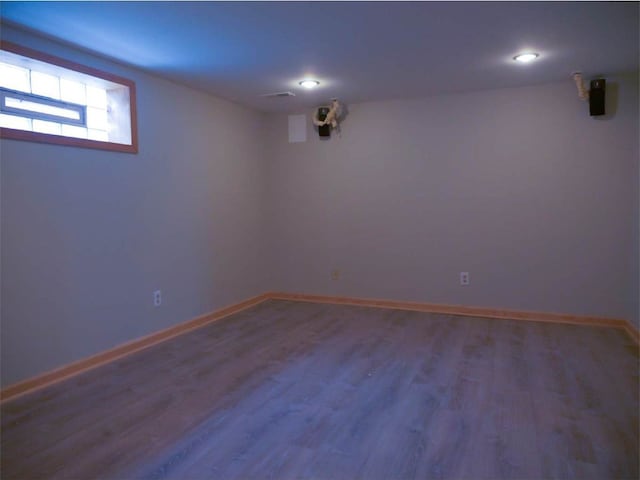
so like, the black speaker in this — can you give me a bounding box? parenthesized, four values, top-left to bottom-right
(589, 79, 605, 116)
(317, 107, 331, 137)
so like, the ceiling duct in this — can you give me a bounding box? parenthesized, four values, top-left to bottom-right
(260, 91, 296, 98)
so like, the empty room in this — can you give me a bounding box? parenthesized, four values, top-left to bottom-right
(0, 2, 638, 479)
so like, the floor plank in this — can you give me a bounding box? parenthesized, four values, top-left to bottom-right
(1, 300, 638, 479)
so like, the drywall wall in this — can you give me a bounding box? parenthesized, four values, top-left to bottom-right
(0, 26, 270, 386)
(2, 25, 638, 389)
(266, 74, 639, 327)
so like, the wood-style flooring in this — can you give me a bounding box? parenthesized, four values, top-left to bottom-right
(1, 299, 638, 479)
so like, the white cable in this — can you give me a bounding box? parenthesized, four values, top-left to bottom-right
(572, 72, 589, 101)
(312, 99, 342, 128)
(312, 108, 324, 127)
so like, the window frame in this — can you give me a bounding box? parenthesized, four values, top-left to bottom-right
(1, 87, 87, 126)
(0, 41, 138, 154)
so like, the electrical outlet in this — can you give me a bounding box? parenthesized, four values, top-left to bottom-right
(460, 272, 470, 286)
(153, 290, 162, 307)
(331, 269, 340, 280)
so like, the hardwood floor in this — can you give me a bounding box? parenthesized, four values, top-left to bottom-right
(1, 300, 638, 479)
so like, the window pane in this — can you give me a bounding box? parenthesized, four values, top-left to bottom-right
(0, 113, 32, 130)
(33, 119, 62, 135)
(87, 128, 108, 141)
(31, 71, 60, 99)
(86, 85, 107, 108)
(0, 63, 30, 92)
(87, 107, 108, 130)
(60, 78, 86, 105)
(61, 124, 88, 139)
(4, 96, 81, 120)
(1, 44, 135, 152)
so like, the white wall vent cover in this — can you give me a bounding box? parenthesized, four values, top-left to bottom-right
(261, 91, 295, 98)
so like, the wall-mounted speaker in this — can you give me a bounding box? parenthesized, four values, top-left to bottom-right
(589, 79, 605, 116)
(317, 107, 331, 137)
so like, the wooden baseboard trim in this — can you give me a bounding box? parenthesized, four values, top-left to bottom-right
(266, 291, 637, 340)
(0, 293, 270, 403)
(3, 290, 637, 402)
(622, 320, 640, 343)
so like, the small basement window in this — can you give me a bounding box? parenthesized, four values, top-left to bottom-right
(0, 41, 137, 153)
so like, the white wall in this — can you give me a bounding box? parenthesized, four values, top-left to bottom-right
(2, 25, 638, 388)
(266, 75, 639, 326)
(0, 26, 270, 386)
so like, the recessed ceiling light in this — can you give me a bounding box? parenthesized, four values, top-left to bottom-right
(299, 79, 320, 88)
(513, 52, 539, 63)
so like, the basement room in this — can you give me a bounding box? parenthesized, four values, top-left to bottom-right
(0, 1, 638, 479)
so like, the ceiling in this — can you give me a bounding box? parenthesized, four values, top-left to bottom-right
(1, 2, 638, 113)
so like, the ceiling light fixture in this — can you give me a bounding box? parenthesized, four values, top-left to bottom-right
(299, 79, 320, 89)
(513, 52, 539, 63)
